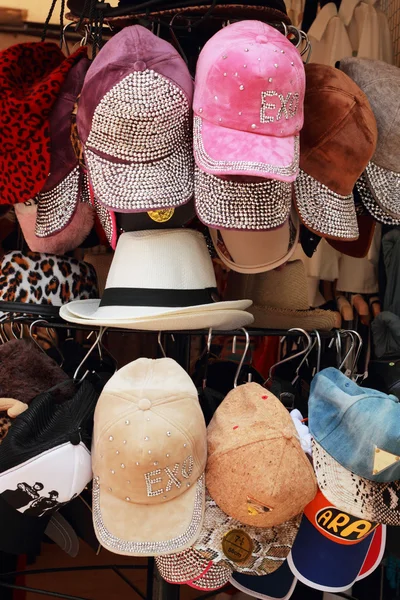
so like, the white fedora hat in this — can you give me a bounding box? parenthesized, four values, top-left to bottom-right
(60, 229, 253, 330)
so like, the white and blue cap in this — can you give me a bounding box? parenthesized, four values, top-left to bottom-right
(309, 367, 400, 483)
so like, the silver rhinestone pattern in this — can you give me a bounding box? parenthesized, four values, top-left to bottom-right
(165, 464, 182, 492)
(85, 146, 193, 212)
(156, 547, 211, 583)
(194, 117, 299, 178)
(92, 193, 114, 245)
(182, 455, 194, 479)
(87, 70, 191, 162)
(194, 166, 291, 230)
(356, 172, 400, 225)
(144, 469, 163, 497)
(260, 91, 299, 123)
(294, 169, 359, 239)
(35, 166, 80, 237)
(92, 475, 204, 554)
(364, 161, 400, 217)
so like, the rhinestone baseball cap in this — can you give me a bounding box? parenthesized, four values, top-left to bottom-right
(92, 357, 207, 556)
(293, 63, 378, 241)
(34, 55, 91, 239)
(77, 25, 194, 213)
(339, 58, 400, 223)
(193, 20, 304, 227)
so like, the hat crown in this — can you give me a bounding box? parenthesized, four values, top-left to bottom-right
(193, 21, 305, 138)
(104, 229, 217, 293)
(93, 358, 207, 505)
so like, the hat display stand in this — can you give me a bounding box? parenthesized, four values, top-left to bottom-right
(0, 303, 355, 600)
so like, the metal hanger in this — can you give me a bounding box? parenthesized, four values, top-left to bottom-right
(158, 331, 167, 358)
(202, 328, 213, 389)
(233, 328, 250, 389)
(266, 328, 313, 386)
(29, 319, 65, 367)
(73, 327, 112, 382)
(338, 330, 356, 372)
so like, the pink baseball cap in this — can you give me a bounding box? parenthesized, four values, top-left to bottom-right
(193, 21, 304, 227)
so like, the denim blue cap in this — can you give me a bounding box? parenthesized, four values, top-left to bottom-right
(309, 367, 400, 483)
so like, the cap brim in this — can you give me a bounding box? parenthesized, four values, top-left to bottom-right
(188, 562, 231, 590)
(60, 303, 254, 331)
(35, 165, 80, 237)
(194, 116, 299, 182)
(356, 172, 400, 225)
(209, 211, 299, 274)
(156, 548, 211, 584)
(249, 306, 339, 331)
(294, 170, 359, 241)
(288, 511, 375, 593)
(312, 440, 400, 526)
(364, 161, 400, 219)
(357, 525, 386, 581)
(230, 561, 297, 600)
(194, 494, 301, 576)
(194, 167, 291, 230)
(327, 214, 376, 259)
(61, 297, 252, 320)
(85, 146, 194, 212)
(93, 474, 204, 556)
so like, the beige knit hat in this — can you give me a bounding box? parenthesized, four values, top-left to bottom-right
(206, 382, 317, 528)
(224, 260, 341, 330)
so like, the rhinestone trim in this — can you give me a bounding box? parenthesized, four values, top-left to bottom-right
(92, 193, 115, 245)
(356, 172, 400, 225)
(193, 116, 299, 178)
(294, 169, 359, 239)
(35, 166, 80, 237)
(364, 161, 400, 218)
(194, 166, 291, 230)
(92, 474, 204, 554)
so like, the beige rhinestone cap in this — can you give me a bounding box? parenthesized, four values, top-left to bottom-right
(92, 357, 207, 556)
(77, 25, 194, 212)
(206, 382, 317, 527)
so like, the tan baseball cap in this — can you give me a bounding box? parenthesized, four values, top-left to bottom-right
(92, 358, 207, 556)
(206, 382, 317, 527)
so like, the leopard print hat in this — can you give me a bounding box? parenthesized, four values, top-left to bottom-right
(0, 251, 99, 306)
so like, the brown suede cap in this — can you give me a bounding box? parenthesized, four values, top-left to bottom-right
(294, 63, 378, 241)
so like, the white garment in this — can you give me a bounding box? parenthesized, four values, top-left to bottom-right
(339, 0, 394, 62)
(308, 3, 353, 66)
(291, 410, 312, 456)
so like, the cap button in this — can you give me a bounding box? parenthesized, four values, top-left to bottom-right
(282, 426, 294, 440)
(255, 35, 268, 44)
(134, 61, 147, 72)
(138, 398, 151, 411)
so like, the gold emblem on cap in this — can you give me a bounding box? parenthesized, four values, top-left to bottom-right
(246, 496, 273, 516)
(147, 208, 175, 223)
(222, 529, 253, 563)
(372, 446, 400, 475)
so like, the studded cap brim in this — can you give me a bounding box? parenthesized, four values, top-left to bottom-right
(356, 168, 400, 225)
(293, 169, 359, 241)
(93, 474, 205, 556)
(209, 210, 299, 274)
(188, 562, 231, 590)
(364, 161, 400, 219)
(85, 146, 194, 212)
(92, 194, 118, 249)
(312, 440, 400, 527)
(194, 117, 299, 183)
(35, 166, 80, 237)
(156, 548, 211, 584)
(194, 166, 291, 230)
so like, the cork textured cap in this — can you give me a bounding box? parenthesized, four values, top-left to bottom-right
(206, 382, 317, 527)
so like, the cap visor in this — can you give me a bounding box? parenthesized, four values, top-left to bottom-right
(61, 297, 252, 320)
(35, 166, 80, 237)
(195, 167, 291, 230)
(356, 172, 400, 225)
(188, 562, 231, 591)
(155, 548, 211, 584)
(209, 211, 299, 274)
(364, 161, 400, 219)
(357, 525, 386, 581)
(85, 146, 193, 212)
(312, 440, 400, 526)
(230, 561, 297, 600)
(93, 475, 204, 556)
(294, 170, 359, 241)
(194, 116, 299, 182)
(60, 303, 254, 331)
(288, 511, 374, 593)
